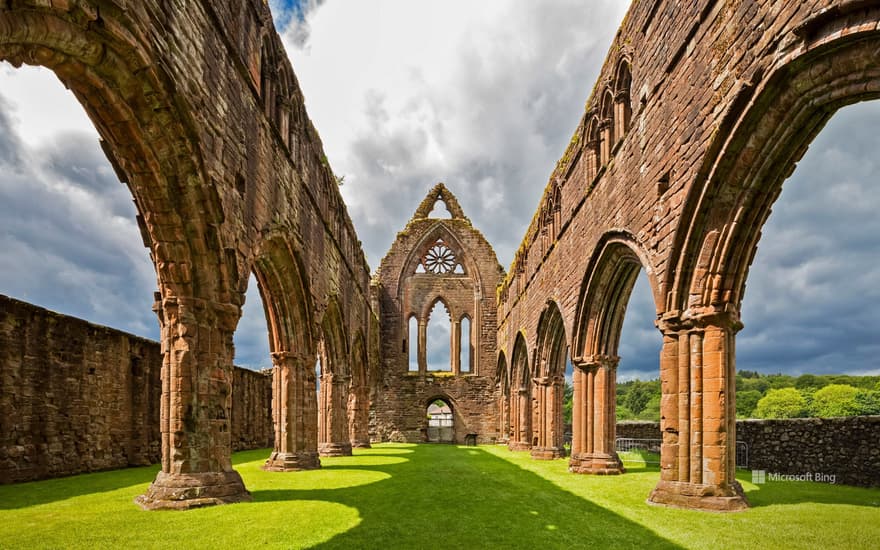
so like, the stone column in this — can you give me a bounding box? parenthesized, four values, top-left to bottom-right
(599, 119, 612, 165)
(263, 351, 320, 471)
(585, 139, 599, 183)
(648, 310, 748, 511)
(508, 385, 532, 451)
(418, 320, 427, 374)
(452, 320, 461, 375)
(137, 296, 250, 510)
(530, 377, 564, 459)
(614, 91, 631, 143)
(498, 387, 509, 443)
(319, 373, 353, 457)
(569, 355, 623, 474)
(348, 381, 371, 449)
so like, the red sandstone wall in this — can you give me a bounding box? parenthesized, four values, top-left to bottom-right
(372, 186, 505, 444)
(0, 295, 271, 484)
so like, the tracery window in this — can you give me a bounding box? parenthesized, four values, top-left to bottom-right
(419, 239, 462, 274)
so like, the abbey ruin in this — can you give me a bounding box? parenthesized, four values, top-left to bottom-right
(3, 0, 880, 512)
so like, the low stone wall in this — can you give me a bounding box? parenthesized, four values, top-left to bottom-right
(0, 294, 272, 484)
(616, 421, 662, 441)
(616, 417, 880, 487)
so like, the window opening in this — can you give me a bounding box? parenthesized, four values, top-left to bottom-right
(460, 317, 471, 373)
(408, 315, 419, 372)
(427, 196, 453, 219)
(426, 301, 451, 371)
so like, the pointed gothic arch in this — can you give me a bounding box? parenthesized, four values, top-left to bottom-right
(508, 333, 532, 451)
(530, 301, 568, 459)
(252, 237, 320, 472)
(317, 297, 352, 457)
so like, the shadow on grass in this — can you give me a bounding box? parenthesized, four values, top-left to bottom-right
(737, 470, 880, 509)
(252, 444, 682, 548)
(0, 463, 159, 510)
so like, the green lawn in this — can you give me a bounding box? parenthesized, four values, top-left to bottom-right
(1, 444, 877, 549)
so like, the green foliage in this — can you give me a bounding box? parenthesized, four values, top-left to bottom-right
(623, 380, 654, 415)
(809, 384, 860, 418)
(767, 374, 797, 389)
(637, 395, 661, 421)
(736, 390, 762, 418)
(737, 376, 770, 394)
(795, 374, 821, 390)
(616, 405, 636, 421)
(754, 388, 806, 419)
(563, 381, 573, 424)
(855, 390, 880, 415)
(615, 372, 878, 421)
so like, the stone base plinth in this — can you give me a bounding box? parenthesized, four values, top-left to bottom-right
(507, 441, 532, 451)
(135, 470, 251, 510)
(648, 480, 749, 512)
(262, 451, 321, 471)
(568, 452, 625, 475)
(319, 442, 353, 457)
(351, 439, 372, 449)
(530, 446, 565, 460)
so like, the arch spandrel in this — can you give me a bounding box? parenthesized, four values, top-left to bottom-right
(670, 13, 880, 318)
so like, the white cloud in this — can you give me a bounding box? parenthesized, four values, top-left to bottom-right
(2, 6, 879, 380)
(282, 0, 628, 268)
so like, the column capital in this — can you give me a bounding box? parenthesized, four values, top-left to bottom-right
(656, 304, 743, 335)
(271, 350, 314, 367)
(572, 354, 619, 370)
(158, 295, 242, 331)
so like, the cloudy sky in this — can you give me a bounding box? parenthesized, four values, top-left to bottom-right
(1, 0, 878, 379)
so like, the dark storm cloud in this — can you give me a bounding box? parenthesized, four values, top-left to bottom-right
(233, 274, 273, 370)
(0, 89, 157, 340)
(616, 101, 880, 380)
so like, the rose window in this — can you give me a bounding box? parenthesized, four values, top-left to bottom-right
(423, 242, 457, 274)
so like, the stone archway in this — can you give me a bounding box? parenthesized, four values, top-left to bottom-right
(568, 233, 657, 476)
(652, 14, 880, 512)
(0, 6, 251, 510)
(426, 397, 455, 443)
(253, 237, 320, 472)
(531, 302, 568, 460)
(508, 333, 532, 451)
(318, 298, 353, 457)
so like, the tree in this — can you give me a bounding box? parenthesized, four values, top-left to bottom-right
(624, 380, 653, 415)
(810, 384, 860, 417)
(739, 376, 770, 394)
(855, 390, 880, 416)
(736, 390, 762, 418)
(636, 395, 661, 422)
(754, 388, 806, 419)
(795, 374, 822, 390)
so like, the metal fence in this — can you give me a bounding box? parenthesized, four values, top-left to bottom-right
(615, 438, 749, 469)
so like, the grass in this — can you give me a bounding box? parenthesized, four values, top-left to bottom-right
(0, 444, 877, 549)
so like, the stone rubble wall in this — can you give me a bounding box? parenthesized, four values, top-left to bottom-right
(617, 418, 880, 487)
(0, 295, 272, 484)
